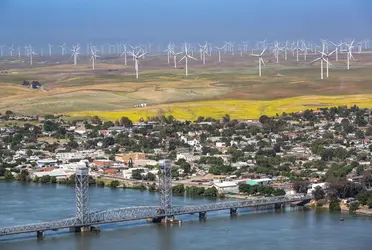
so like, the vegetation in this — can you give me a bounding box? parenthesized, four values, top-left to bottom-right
(109, 180, 120, 188)
(239, 184, 286, 196)
(69, 95, 372, 122)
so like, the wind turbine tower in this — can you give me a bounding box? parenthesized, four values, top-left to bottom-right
(252, 47, 267, 77)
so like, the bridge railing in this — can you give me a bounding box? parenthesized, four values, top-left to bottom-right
(0, 217, 77, 236)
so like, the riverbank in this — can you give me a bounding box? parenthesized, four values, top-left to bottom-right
(340, 205, 372, 216)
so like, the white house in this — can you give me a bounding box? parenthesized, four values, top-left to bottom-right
(213, 181, 239, 194)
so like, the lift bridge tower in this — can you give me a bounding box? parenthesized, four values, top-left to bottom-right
(159, 159, 173, 220)
(70, 165, 94, 232)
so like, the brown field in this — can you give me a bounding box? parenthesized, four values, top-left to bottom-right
(0, 51, 372, 120)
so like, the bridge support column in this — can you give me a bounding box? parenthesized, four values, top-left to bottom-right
(275, 203, 283, 210)
(199, 212, 207, 219)
(230, 208, 238, 216)
(69, 226, 100, 233)
(36, 230, 44, 239)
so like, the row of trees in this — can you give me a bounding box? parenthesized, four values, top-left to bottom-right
(238, 184, 286, 196)
(172, 184, 218, 197)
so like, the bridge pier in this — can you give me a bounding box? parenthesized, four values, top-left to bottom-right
(230, 208, 238, 216)
(69, 226, 100, 233)
(36, 230, 44, 239)
(275, 203, 283, 210)
(199, 212, 207, 219)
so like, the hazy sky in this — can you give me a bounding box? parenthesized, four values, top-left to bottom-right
(0, 0, 371, 46)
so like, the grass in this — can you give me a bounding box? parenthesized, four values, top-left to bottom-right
(69, 94, 372, 121)
(1, 55, 372, 118)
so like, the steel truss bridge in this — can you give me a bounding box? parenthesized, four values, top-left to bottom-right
(0, 194, 312, 237)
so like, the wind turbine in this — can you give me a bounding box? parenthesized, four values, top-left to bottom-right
(121, 44, 128, 66)
(198, 42, 209, 65)
(128, 51, 146, 79)
(179, 43, 197, 76)
(90, 47, 100, 69)
(17, 47, 21, 58)
(60, 43, 66, 56)
(26, 45, 37, 65)
(252, 47, 267, 77)
(292, 40, 300, 62)
(164, 43, 174, 64)
(215, 44, 227, 63)
(322, 50, 336, 78)
(272, 41, 283, 63)
(48, 44, 53, 56)
(344, 41, 355, 70)
(70, 45, 81, 66)
(0, 45, 4, 57)
(172, 51, 182, 68)
(310, 48, 335, 79)
(9, 45, 14, 57)
(331, 41, 343, 61)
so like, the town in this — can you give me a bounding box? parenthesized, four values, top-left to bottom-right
(1, 105, 372, 213)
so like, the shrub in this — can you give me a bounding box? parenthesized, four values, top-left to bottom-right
(349, 201, 360, 212)
(109, 180, 120, 188)
(329, 198, 341, 211)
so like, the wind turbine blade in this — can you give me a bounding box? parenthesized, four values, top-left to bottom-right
(179, 55, 186, 62)
(187, 55, 197, 60)
(260, 58, 266, 66)
(310, 58, 321, 64)
(260, 47, 267, 56)
(328, 49, 337, 56)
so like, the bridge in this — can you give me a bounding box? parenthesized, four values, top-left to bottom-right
(0, 160, 312, 238)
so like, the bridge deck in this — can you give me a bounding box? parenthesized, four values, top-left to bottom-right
(0, 194, 312, 237)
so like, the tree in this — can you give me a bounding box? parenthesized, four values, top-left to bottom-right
(367, 197, 372, 209)
(102, 137, 115, 147)
(44, 120, 59, 132)
(172, 184, 185, 195)
(204, 187, 218, 197)
(5, 110, 13, 116)
(120, 117, 133, 128)
(26, 149, 33, 157)
(312, 186, 325, 201)
(18, 169, 30, 182)
(146, 172, 156, 181)
(109, 180, 120, 188)
(50, 176, 57, 184)
(180, 162, 191, 174)
(4, 170, 14, 180)
(293, 181, 310, 194)
(91, 116, 102, 125)
(349, 201, 360, 212)
(97, 180, 105, 187)
(259, 115, 270, 124)
(329, 198, 341, 211)
(132, 169, 144, 180)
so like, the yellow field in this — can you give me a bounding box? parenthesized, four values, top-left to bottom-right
(68, 94, 372, 121)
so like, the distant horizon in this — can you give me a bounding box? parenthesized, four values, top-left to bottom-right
(0, 0, 371, 47)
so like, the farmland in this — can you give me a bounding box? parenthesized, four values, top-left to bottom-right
(1, 52, 372, 121)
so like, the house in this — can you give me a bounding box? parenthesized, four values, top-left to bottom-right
(32, 169, 70, 179)
(37, 159, 58, 167)
(115, 153, 147, 163)
(93, 160, 114, 168)
(103, 168, 119, 175)
(213, 181, 239, 194)
(240, 178, 273, 186)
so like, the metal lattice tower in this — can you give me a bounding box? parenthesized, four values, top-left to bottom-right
(159, 159, 172, 217)
(75, 166, 90, 225)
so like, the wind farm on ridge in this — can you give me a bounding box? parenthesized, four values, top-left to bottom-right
(0, 39, 372, 121)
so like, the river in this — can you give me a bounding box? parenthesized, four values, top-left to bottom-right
(1, 181, 372, 250)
